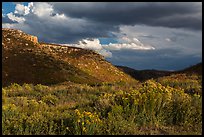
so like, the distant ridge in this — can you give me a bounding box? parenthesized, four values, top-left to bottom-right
(116, 62, 202, 81)
(116, 66, 172, 81)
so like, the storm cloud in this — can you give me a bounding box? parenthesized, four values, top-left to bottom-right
(52, 2, 202, 30)
(108, 48, 202, 70)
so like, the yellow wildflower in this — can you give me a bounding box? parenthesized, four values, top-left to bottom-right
(82, 127, 87, 132)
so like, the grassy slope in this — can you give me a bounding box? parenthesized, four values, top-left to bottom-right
(2, 29, 136, 87)
(2, 81, 202, 135)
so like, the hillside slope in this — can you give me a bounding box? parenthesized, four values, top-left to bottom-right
(116, 66, 172, 81)
(176, 62, 202, 75)
(2, 28, 136, 86)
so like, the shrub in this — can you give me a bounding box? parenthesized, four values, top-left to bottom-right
(41, 94, 58, 106)
(73, 109, 102, 135)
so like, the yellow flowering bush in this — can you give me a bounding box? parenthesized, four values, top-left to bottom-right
(96, 80, 202, 128)
(2, 88, 7, 104)
(158, 74, 202, 95)
(42, 94, 58, 106)
(2, 103, 26, 135)
(74, 109, 102, 135)
(2, 80, 202, 135)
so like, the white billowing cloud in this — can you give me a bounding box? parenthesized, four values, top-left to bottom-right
(28, 2, 34, 10)
(7, 12, 25, 23)
(14, 4, 26, 15)
(54, 13, 67, 20)
(63, 38, 112, 58)
(104, 36, 155, 51)
(75, 39, 103, 50)
(61, 37, 154, 58)
(14, 2, 33, 15)
(104, 42, 155, 51)
(98, 49, 112, 58)
(32, 2, 53, 17)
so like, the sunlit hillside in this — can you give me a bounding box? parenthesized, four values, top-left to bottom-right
(2, 28, 136, 87)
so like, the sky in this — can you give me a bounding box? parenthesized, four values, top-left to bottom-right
(2, 2, 202, 70)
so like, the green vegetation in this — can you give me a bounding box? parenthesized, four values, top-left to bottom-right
(2, 76, 202, 135)
(157, 74, 202, 95)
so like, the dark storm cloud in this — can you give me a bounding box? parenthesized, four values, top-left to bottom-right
(21, 12, 120, 43)
(108, 48, 201, 70)
(52, 2, 202, 30)
(138, 35, 158, 39)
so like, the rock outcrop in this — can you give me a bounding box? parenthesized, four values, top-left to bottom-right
(2, 28, 38, 44)
(26, 35, 38, 44)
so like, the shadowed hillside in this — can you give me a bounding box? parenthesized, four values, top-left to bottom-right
(176, 62, 202, 75)
(2, 28, 137, 87)
(116, 62, 202, 82)
(116, 66, 172, 81)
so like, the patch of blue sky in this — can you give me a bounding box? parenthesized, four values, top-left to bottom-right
(2, 2, 15, 14)
(99, 38, 118, 45)
(2, 2, 29, 14)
